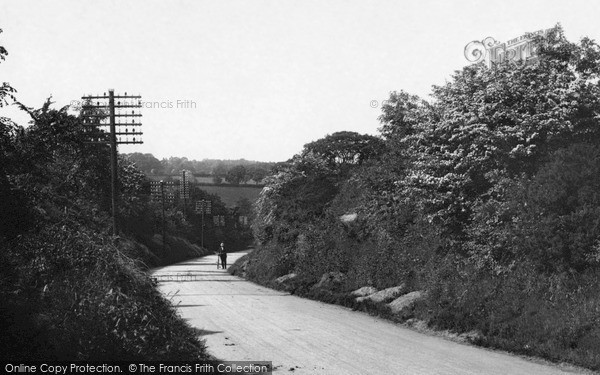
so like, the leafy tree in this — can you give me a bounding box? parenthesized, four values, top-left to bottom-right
(247, 27, 600, 370)
(0, 32, 25, 236)
(161, 156, 194, 174)
(253, 132, 380, 245)
(0, 119, 29, 238)
(467, 143, 600, 272)
(235, 197, 253, 217)
(126, 153, 163, 174)
(0, 27, 211, 361)
(226, 165, 247, 185)
(378, 91, 432, 140)
(213, 162, 227, 180)
(302, 131, 385, 173)
(0, 29, 16, 107)
(380, 26, 600, 243)
(246, 165, 269, 183)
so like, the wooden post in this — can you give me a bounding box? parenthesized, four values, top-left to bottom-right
(108, 89, 118, 236)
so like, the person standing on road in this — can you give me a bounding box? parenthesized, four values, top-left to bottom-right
(218, 242, 227, 269)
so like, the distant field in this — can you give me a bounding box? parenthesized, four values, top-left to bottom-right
(145, 174, 264, 207)
(197, 184, 263, 207)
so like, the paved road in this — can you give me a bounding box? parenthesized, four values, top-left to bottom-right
(152, 251, 591, 375)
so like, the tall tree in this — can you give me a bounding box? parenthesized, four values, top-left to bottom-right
(0, 29, 16, 107)
(380, 26, 600, 241)
(226, 165, 248, 185)
(126, 153, 163, 174)
(301, 131, 385, 172)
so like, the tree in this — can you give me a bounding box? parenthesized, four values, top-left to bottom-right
(467, 143, 600, 272)
(378, 91, 432, 140)
(0, 33, 28, 237)
(226, 165, 247, 185)
(246, 165, 269, 183)
(160, 156, 194, 174)
(126, 153, 163, 174)
(301, 131, 385, 172)
(10, 98, 114, 217)
(380, 26, 600, 242)
(235, 197, 253, 217)
(246, 28, 600, 369)
(212, 162, 227, 181)
(0, 29, 16, 108)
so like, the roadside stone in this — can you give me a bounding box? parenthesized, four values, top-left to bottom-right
(239, 259, 249, 277)
(276, 273, 297, 284)
(340, 213, 358, 223)
(350, 286, 378, 297)
(387, 290, 426, 317)
(458, 330, 483, 343)
(405, 318, 429, 331)
(356, 284, 406, 303)
(275, 273, 298, 292)
(312, 272, 346, 290)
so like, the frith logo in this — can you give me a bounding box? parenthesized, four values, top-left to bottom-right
(464, 28, 554, 68)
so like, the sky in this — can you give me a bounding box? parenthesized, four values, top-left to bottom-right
(1, 0, 599, 162)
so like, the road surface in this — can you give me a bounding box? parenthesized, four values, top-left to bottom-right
(152, 251, 591, 375)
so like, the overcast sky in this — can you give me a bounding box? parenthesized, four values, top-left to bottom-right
(1, 0, 599, 162)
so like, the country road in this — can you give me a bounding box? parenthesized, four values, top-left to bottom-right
(152, 251, 592, 375)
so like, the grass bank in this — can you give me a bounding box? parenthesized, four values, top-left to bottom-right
(0, 220, 210, 360)
(229, 249, 600, 373)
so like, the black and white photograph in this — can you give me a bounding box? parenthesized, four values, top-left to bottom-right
(2, 1, 600, 374)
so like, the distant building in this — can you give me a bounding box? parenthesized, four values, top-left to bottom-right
(145, 173, 264, 207)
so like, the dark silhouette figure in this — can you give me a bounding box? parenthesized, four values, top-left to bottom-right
(218, 242, 227, 269)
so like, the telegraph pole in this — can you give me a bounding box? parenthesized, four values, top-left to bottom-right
(195, 199, 211, 249)
(181, 170, 190, 217)
(108, 90, 118, 236)
(182, 171, 186, 216)
(81, 89, 143, 237)
(151, 180, 173, 252)
(161, 180, 166, 251)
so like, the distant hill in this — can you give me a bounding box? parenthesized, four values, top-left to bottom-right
(126, 154, 275, 207)
(125, 153, 277, 183)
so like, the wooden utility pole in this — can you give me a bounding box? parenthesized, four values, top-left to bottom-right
(108, 90, 118, 236)
(81, 89, 143, 237)
(160, 180, 166, 251)
(181, 170, 190, 217)
(150, 180, 173, 251)
(195, 199, 211, 249)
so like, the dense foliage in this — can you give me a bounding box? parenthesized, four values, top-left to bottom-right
(0, 34, 211, 359)
(126, 152, 274, 184)
(246, 27, 600, 370)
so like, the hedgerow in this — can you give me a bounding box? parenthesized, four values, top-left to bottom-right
(245, 26, 600, 371)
